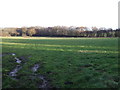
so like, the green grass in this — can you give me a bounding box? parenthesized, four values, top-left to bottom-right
(1, 37, 119, 88)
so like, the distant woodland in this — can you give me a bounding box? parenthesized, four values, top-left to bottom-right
(0, 26, 120, 37)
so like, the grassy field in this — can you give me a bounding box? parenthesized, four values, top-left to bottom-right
(1, 37, 119, 88)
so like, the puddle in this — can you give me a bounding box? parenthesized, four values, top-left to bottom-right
(15, 57, 21, 64)
(9, 65, 22, 77)
(32, 64, 40, 72)
(12, 53, 16, 56)
(11, 53, 22, 64)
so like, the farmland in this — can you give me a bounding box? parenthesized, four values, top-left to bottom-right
(1, 37, 119, 88)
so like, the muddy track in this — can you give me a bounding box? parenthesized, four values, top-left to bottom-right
(9, 53, 23, 79)
(9, 65, 22, 77)
(9, 53, 50, 88)
(31, 64, 49, 88)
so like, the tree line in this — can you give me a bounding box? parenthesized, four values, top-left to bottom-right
(0, 26, 120, 37)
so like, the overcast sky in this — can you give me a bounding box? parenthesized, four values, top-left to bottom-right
(0, 0, 119, 29)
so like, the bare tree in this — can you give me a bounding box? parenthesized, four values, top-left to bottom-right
(21, 27, 27, 37)
(27, 28, 36, 36)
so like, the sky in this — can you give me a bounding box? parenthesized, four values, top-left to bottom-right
(0, 0, 119, 29)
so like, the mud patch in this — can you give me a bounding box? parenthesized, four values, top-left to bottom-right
(32, 64, 40, 72)
(38, 75, 48, 88)
(9, 65, 22, 77)
(31, 64, 50, 88)
(1, 53, 12, 57)
(9, 53, 24, 79)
